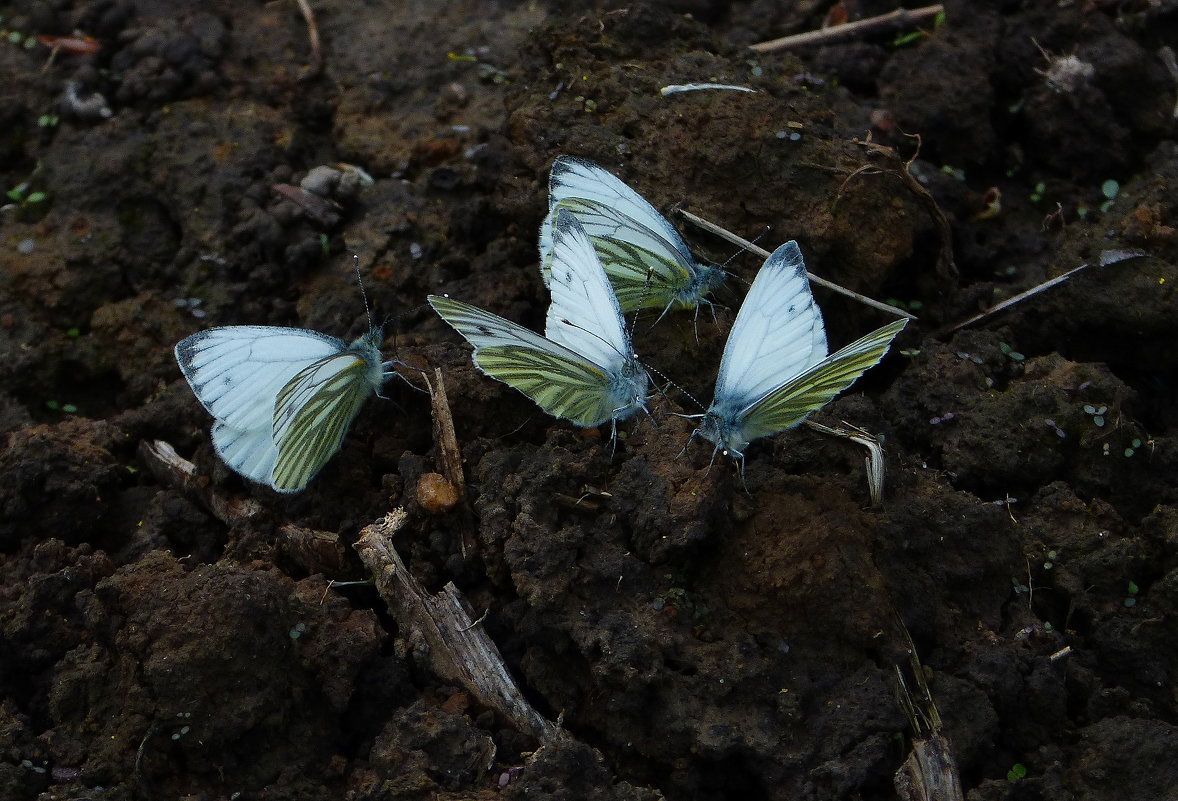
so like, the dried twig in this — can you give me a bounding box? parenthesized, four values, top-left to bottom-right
(423, 368, 476, 557)
(138, 439, 264, 526)
(426, 368, 468, 504)
(1159, 46, 1178, 119)
(355, 511, 563, 744)
(803, 420, 888, 506)
(750, 4, 944, 53)
(268, 0, 323, 77)
(892, 621, 965, 801)
(294, 0, 323, 77)
(675, 208, 917, 320)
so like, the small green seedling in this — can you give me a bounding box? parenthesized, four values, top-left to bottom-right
(1043, 419, 1066, 438)
(1029, 182, 1046, 203)
(939, 164, 965, 181)
(999, 342, 1025, 361)
(1124, 580, 1139, 607)
(1006, 763, 1027, 782)
(890, 29, 927, 48)
(1124, 438, 1142, 457)
(1083, 404, 1107, 427)
(1100, 179, 1119, 213)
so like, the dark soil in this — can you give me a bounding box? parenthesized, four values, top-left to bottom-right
(2, 1, 1177, 800)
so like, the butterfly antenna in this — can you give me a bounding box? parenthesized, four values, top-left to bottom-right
(353, 254, 376, 331)
(557, 317, 633, 362)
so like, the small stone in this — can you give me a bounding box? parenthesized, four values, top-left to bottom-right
(417, 472, 460, 514)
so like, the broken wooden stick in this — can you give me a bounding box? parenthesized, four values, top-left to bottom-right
(355, 510, 563, 744)
(138, 439, 264, 526)
(422, 368, 477, 557)
(675, 208, 917, 320)
(750, 4, 944, 53)
(892, 621, 965, 801)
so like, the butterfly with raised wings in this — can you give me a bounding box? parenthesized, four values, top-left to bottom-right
(692, 240, 907, 469)
(175, 324, 397, 492)
(431, 209, 649, 435)
(538, 155, 726, 315)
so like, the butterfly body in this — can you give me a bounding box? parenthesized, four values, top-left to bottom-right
(175, 325, 391, 492)
(695, 240, 907, 466)
(540, 156, 725, 314)
(431, 210, 648, 432)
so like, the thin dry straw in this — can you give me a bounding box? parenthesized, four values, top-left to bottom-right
(675, 208, 917, 320)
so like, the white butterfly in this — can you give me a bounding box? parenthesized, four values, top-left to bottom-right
(175, 325, 396, 492)
(692, 240, 908, 468)
(431, 209, 648, 434)
(538, 155, 726, 315)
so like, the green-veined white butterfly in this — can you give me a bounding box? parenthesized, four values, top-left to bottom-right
(175, 324, 397, 492)
(692, 240, 907, 467)
(538, 155, 726, 314)
(430, 210, 648, 434)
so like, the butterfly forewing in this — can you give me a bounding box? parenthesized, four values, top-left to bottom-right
(540, 156, 725, 313)
(548, 156, 691, 256)
(210, 420, 280, 487)
(713, 241, 828, 406)
(734, 318, 908, 444)
(544, 211, 634, 372)
(176, 327, 347, 432)
(430, 213, 647, 430)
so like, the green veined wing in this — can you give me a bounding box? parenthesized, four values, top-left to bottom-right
(539, 156, 726, 313)
(730, 318, 908, 446)
(271, 344, 385, 492)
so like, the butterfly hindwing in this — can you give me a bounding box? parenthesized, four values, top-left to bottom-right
(429, 295, 626, 427)
(271, 350, 382, 491)
(733, 318, 909, 444)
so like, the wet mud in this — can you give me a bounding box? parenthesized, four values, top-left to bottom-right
(1, 1, 1177, 799)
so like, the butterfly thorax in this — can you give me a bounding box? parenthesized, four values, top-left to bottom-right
(610, 359, 650, 420)
(348, 328, 388, 391)
(697, 404, 749, 460)
(673, 264, 727, 309)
